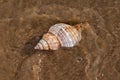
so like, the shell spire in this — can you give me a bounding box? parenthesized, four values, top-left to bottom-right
(34, 22, 89, 50)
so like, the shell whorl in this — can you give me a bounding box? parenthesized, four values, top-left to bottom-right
(35, 23, 84, 50)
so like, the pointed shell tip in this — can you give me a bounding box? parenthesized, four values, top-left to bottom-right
(34, 46, 39, 50)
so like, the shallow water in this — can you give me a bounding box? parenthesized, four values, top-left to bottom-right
(0, 0, 120, 80)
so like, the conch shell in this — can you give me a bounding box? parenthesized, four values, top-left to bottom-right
(34, 23, 88, 50)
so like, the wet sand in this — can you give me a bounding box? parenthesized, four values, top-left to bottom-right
(0, 0, 120, 80)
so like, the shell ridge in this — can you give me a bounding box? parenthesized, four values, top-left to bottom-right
(48, 32, 61, 49)
(63, 26, 74, 47)
(38, 42, 43, 50)
(66, 26, 78, 47)
(59, 29, 68, 47)
(42, 38, 50, 50)
(66, 26, 76, 46)
(71, 28, 79, 45)
(39, 41, 44, 50)
(40, 39, 49, 50)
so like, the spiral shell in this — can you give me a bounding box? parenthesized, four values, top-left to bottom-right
(35, 23, 86, 50)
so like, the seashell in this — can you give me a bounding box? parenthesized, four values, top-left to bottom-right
(34, 23, 88, 50)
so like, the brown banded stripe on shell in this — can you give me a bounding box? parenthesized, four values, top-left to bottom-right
(43, 33, 60, 50)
